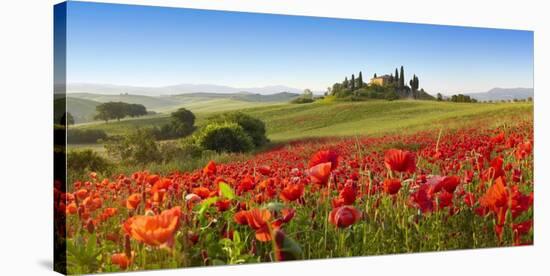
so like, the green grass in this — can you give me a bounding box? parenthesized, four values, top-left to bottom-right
(73, 99, 533, 141)
(246, 99, 533, 140)
(73, 99, 284, 136)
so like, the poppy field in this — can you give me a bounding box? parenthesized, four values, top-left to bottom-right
(54, 114, 534, 274)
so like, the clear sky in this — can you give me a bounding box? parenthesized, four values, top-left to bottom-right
(65, 1, 533, 94)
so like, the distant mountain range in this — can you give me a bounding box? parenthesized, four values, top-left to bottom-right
(465, 88, 533, 101)
(68, 83, 303, 96)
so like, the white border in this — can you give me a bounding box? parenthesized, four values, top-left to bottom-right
(0, 0, 548, 275)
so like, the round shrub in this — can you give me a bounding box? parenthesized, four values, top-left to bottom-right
(196, 122, 254, 153)
(206, 112, 268, 147)
(67, 128, 108, 144)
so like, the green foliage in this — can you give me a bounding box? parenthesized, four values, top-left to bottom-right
(206, 112, 268, 147)
(448, 94, 478, 103)
(67, 149, 112, 175)
(171, 107, 196, 126)
(104, 128, 162, 164)
(67, 128, 108, 144)
(195, 122, 254, 153)
(290, 97, 315, 104)
(151, 107, 196, 140)
(218, 182, 235, 200)
(94, 102, 148, 123)
(67, 234, 103, 274)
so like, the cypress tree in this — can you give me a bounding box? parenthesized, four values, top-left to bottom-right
(351, 74, 356, 91)
(399, 66, 405, 89)
(343, 77, 349, 89)
(395, 68, 399, 84)
(357, 71, 363, 88)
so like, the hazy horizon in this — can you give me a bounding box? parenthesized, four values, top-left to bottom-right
(65, 2, 534, 95)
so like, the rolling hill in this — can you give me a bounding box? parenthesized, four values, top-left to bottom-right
(54, 97, 101, 124)
(74, 98, 533, 140)
(68, 92, 299, 123)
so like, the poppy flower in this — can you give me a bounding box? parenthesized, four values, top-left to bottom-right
(410, 184, 434, 213)
(244, 208, 273, 242)
(280, 183, 304, 202)
(384, 149, 416, 173)
(193, 187, 211, 199)
(203, 160, 217, 175)
(258, 165, 272, 176)
(215, 199, 232, 212)
(480, 177, 508, 212)
(383, 178, 402, 195)
(246, 208, 271, 242)
(272, 208, 296, 228)
(515, 141, 532, 160)
(126, 193, 141, 210)
(123, 206, 181, 248)
(329, 206, 361, 228)
(309, 162, 332, 186)
(75, 189, 88, 200)
(234, 210, 249, 225)
(309, 150, 339, 169)
(438, 176, 461, 193)
(111, 253, 131, 269)
(66, 202, 77, 215)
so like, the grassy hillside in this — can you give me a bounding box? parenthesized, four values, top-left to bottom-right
(67, 92, 296, 123)
(74, 98, 532, 141)
(54, 97, 101, 124)
(68, 93, 183, 110)
(246, 99, 533, 140)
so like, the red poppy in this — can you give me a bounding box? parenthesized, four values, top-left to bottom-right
(203, 160, 217, 175)
(123, 206, 181, 248)
(193, 187, 211, 199)
(383, 178, 402, 195)
(66, 202, 77, 215)
(245, 208, 273, 242)
(215, 199, 232, 212)
(126, 193, 141, 210)
(111, 253, 131, 269)
(234, 210, 249, 225)
(384, 149, 416, 173)
(75, 189, 88, 200)
(480, 177, 508, 212)
(515, 141, 532, 160)
(309, 150, 339, 169)
(309, 162, 332, 185)
(280, 183, 304, 202)
(328, 206, 361, 228)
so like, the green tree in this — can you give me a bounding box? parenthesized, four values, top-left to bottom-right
(394, 68, 399, 84)
(126, 104, 147, 117)
(343, 77, 349, 89)
(351, 74, 356, 91)
(357, 71, 363, 89)
(399, 66, 405, 89)
(171, 107, 196, 127)
(436, 93, 443, 101)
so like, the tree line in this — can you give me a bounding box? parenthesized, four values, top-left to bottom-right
(329, 66, 434, 100)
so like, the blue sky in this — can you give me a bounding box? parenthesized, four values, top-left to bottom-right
(65, 1, 533, 94)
